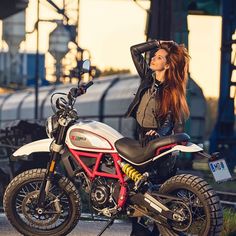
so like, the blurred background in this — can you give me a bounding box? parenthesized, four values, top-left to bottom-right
(0, 0, 235, 208)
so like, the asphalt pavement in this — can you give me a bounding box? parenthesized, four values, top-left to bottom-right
(0, 213, 132, 236)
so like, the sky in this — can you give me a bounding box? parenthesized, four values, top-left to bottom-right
(0, 0, 226, 98)
(188, 15, 222, 98)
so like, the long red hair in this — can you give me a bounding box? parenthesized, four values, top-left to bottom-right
(156, 42, 190, 124)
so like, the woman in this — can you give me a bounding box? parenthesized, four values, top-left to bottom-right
(126, 40, 190, 146)
(126, 40, 190, 236)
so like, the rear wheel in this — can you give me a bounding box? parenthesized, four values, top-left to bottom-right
(4, 168, 81, 236)
(157, 174, 223, 236)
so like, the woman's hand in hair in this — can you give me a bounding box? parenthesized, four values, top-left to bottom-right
(145, 130, 158, 136)
(157, 40, 178, 47)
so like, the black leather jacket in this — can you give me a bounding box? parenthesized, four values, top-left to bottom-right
(125, 40, 174, 137)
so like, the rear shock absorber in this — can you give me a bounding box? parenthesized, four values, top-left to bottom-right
(118, 161, 148, 190)
(119, 161, 143, 182)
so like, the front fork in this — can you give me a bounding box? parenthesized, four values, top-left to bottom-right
(37, 125, 67, 208)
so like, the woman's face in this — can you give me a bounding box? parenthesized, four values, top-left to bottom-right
(150, 49, 168, 72)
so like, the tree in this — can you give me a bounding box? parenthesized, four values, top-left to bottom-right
(100, 68, 130, 77)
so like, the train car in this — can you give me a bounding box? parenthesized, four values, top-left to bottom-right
(0, 74, 206, 202)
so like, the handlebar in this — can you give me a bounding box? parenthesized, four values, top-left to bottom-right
(68, 81, 94, 104)
(84, 81, 94, 90)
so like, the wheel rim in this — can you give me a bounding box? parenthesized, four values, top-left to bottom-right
(172, 189, 207, 235)
(13, 180, 72, 231)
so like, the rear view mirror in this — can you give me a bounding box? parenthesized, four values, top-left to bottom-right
(82, 59, 91, 73)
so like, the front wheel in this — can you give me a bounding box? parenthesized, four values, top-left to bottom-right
(157, 174, 223, 236)
(3, 168, 81, 236)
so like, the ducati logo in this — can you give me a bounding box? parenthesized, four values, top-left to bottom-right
(71, 135, 86, 141)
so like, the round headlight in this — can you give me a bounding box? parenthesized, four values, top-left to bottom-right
(46, 115, 59, 138)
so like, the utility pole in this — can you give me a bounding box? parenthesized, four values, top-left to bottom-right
(34, 0, 39, 120)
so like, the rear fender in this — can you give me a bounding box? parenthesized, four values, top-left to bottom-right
(171, 142, 203, 153)
(153, 142, 203, 161)
(11, 138, 53, 161)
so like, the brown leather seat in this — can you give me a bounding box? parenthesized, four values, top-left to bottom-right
(115, 133, 190, 165)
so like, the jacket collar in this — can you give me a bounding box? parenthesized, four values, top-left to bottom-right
(152, 72, 164, 86)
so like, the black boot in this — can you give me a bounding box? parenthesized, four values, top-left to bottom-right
(130, 218, 159, 236)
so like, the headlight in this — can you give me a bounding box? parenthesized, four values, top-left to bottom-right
(46, 115, 58, 138)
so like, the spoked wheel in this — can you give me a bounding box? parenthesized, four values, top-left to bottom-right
(4, 169, 81, 236)
(157, 174, 223, 236)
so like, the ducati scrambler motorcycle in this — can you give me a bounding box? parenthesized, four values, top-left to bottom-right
(4, 60, 224, 236)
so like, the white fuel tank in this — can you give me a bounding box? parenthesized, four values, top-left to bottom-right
(65, 120, 124, 153)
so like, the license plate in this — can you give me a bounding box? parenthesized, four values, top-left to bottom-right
(209, 159, 232, 183)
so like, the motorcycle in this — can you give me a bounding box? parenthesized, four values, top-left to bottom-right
(3, 60, 225, 236)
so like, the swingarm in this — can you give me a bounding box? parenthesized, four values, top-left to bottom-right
(129, 192, 190, 223)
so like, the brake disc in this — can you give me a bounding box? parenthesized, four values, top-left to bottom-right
(21, 190, 61, 227)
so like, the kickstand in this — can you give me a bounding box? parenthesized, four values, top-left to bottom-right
(97, 216, 116, 236)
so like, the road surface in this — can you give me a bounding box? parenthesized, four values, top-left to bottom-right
(0, 213, 132, 236)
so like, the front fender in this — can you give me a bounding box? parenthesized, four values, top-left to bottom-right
(11, 138, 53, 161)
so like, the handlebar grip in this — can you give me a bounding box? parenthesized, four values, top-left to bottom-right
(68, 81, 94, 100)
(77, 81, 93, 96)
(84, 81, 93, 89)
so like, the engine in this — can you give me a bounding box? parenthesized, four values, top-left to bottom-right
(90, 177, 120, 217)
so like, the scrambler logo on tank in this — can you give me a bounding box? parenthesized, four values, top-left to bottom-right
(69, 129, 90, 148)
(71, 136, 86, 141)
